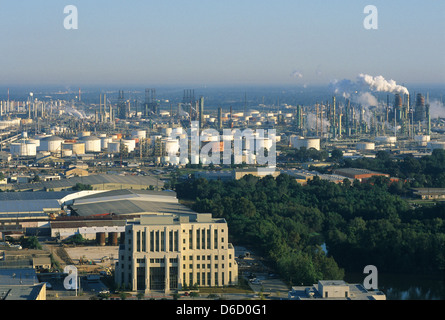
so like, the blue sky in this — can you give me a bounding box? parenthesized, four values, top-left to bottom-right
(0, 0, 444, 87)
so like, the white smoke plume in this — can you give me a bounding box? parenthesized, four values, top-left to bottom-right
(290, 70, 303, 79)
(330, 73, 409, 97)
(354, 92, 379, 108)
(430, 99, 445, 118)
(357, 74, 409, 95)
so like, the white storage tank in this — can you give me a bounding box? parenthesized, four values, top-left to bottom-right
(131, 130, 146, 139)
(375, 136, 397, 146)
(62, 149, 73, 157)
(10, 142, 37, 157)
(356, 142, 375, 151)
(80, 136, 101, 153)
(291, 137, 320, 150)
(100, 137, 112, 150)
(27, 138, 40, 148)
(39, 136, 64, 153)
(414, 135, 431, 146)
(165, 139, 179, 155)
(122, 139, 136, 153)
(72, 143, 85, 155)
(79, 131, 91, 138)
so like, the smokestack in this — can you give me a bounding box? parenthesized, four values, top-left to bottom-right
(218, 107, 222, 130)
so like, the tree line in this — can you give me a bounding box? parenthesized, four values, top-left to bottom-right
(175, 167, 445, 286)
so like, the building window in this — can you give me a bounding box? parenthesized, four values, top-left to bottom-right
(161, 231, 165, 251)
(207, 229, 211, 249)
(214, 230, 218, 249)
(142, 231, 146, 252)
(202, 229, 206, 250)
(196, 229, 200, 249)
(156, 231, 160, 251)
(174, 231, 179, 251)
(136, 231, 141, 252)
(169, 231, 173, 252)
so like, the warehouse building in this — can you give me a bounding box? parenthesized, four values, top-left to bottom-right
(0, 174, 163, 192)
(0, 268, 46, 300)
(332, 168, 390, 181)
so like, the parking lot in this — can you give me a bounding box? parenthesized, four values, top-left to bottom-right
(235, 246, 290, 299)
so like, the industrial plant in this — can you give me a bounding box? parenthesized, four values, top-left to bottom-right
(0, 81, 444, 301)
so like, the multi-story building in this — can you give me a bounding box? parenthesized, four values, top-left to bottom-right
(115, 213, 238, 294)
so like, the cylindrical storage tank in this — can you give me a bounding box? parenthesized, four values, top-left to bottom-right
(414, 135, 431, 146)
(122, 139, 136, 153)
(108, 232, 119, 246)
(96, 232, 106, 246)
(375, 136, 397, 145)
(39, 136, 64, 152)
(81, 136, 101, 153)
(190, 154, 199, 165)
(291, 137, 320, 150)
(62, 149, 73, 157)
(100, 137, 112, 150)
(27, 138, 40, 148)
(79, 131, 91, 138)
(72, 143, 85, 155)
(131, 130, 146, 139)
(170, 156, 180, 165)
(108, 142, 120, 153)
(356, 142, 375, 151)
(165, 139, 179, 155)
(10, 143, 37, 157)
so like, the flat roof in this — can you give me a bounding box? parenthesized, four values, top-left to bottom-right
(0, 268, 38, 286)
(4, 174, 164, 191)
(0, 199, 61, 214)
(71, 199, 195, 217)
(50, 219, 126, 229)
(0, 191, 73, 201)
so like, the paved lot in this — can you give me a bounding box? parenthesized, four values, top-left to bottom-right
(65, 246, 119, 267)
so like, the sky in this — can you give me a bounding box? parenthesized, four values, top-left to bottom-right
(0, 0, 444, 88)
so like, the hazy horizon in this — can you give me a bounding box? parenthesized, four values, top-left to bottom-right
(0, 1, 444, 89)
